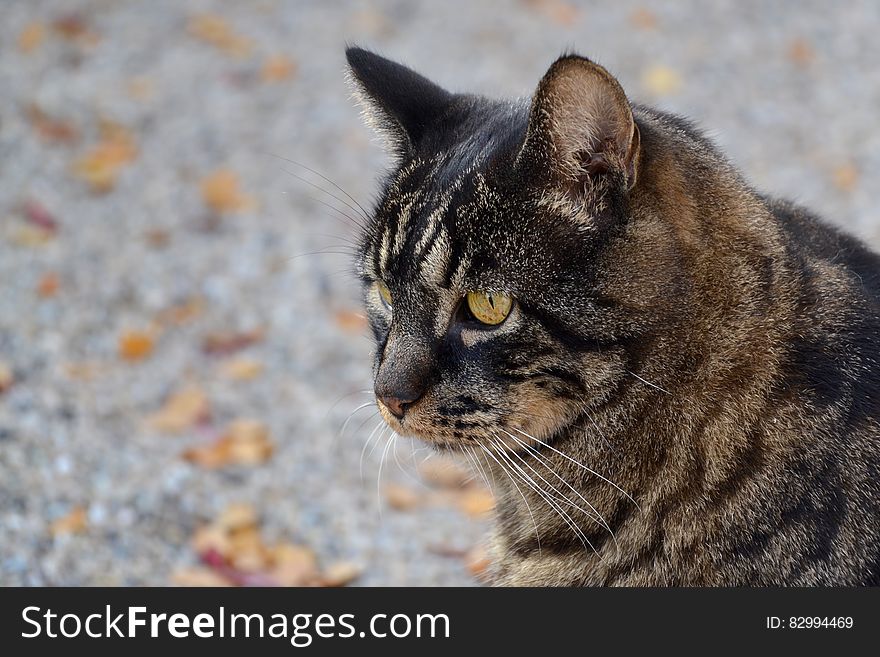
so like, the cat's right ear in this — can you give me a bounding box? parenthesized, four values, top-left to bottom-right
(346, 47, 453, 158)
(518, 54, 640, 192)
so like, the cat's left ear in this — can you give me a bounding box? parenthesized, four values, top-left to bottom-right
(346, 47, 453, 158)
(518, 55, 640, 191)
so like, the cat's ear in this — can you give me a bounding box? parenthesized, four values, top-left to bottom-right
(519, 54, 640, 191)
(346, 47, 453, 157)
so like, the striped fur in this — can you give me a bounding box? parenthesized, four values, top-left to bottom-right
(347, 48, 880, 586)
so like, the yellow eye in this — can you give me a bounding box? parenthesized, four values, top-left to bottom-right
(466, 291, 512, 326)
(376, 281, 392, 308)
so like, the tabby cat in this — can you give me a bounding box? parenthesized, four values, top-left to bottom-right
(345, 47, 880, 585)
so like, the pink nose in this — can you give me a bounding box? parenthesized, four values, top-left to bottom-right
(380, 394, 412, 419)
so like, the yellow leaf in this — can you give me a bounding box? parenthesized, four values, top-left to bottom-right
(148, 387, 211, 433)
(220, 357, 264, 381)
(832, 163, 859, 192)
(171, 567, 233, 587)
(643, 64, 683, 96)
(187, 13, 252, 57)
(321, 561, 362, 587)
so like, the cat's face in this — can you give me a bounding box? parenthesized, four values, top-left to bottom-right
(348, 49, 642, 451)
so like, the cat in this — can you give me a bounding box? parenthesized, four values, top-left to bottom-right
(345, 46, 880, 586)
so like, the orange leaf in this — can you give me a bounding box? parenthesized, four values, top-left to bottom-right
(118, 329, 155, 362)
(36, 272, 60, 298)
(0, 362, 13, 394)
(261, 55, 298, 82)
(524, 0, 580, 26)
(182, 419, 273, 468)
(25, 104, 78, 144)
(384, 483, 423, 511)
(334, 309, 368, 334)
(50, 506, 88, 536)
(418, 458, 472, 489)
(832, 162, 859, 192)
(18, 23, 45, 53)
(200, 169, 256, 213)
(787, 38, 815, 67)
(71, 122, 137, 193)
(457, 488, 495, 517)
(187, 14, 251, 57)
(465, 545, 491, 580)
(629, 7, 658, 30)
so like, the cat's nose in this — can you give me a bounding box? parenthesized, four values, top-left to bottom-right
(379, 395, 415, 420)
(376, 375, 425, 420)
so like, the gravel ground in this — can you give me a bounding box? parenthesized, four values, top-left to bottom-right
(1, 0, 878, 586)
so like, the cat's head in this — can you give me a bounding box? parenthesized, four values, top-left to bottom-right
(347, 48, 647, 451)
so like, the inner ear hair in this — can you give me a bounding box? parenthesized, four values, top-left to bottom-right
(525, 55, 640, 190)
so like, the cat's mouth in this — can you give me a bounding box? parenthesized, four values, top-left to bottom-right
(376, 395, 556, 453)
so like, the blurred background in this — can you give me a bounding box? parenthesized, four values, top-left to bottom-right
(1, 0, 878, 586)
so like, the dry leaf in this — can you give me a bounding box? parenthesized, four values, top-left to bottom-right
(23, 200, 59, 234)
(187, 14, 252, 57)
(72, 122, 137, 193)
(418, 458, 472, 489)
(143, 227, 171, 248)
(200, 169, 257, 213)
(171, 567, 233, 587)
(192, 524, 232, 557)
(50, 506, 88, 536)
(457, 488, 496, 517)
(384, 483, 423, 511)
(832, 162, 859, 192)
(25, 104, 78, 144)
(0, 362, 13, 394)
(18, 22, 45, 53)
(465, 544, 491, 580)
(183, 419, 273, 468)
(261, 55, 298, 82)
(220, 357, 264, 381)
(52, 14, 99, 46)
(185, 504, 355, 588)
(643, 64, 683, 96)
(63, 361, 106, 381)
(630, 7, 658, 30)
(127, 77, 155, 101)
(201, 328, 265, 355)
(321, 562, 362, 587)
(155, 297, 205, 326)
(270, 544, 320, 585)
(787, 38, 815, 67)
(10, 224, 54, 247)
(118, 329, 156, 362)
(148, 386, 211, 433)
(334, 309, 368, 334)
(36, 272, 60, 298)
(524, 0, 580, 26)
(217, 503, 259, 532)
